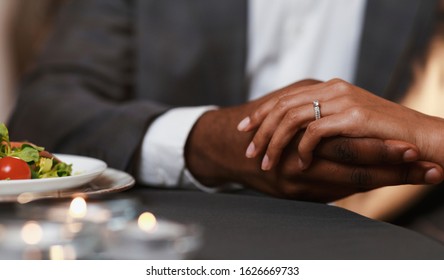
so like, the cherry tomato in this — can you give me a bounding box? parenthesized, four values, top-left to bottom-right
(0, 157, 32, 180)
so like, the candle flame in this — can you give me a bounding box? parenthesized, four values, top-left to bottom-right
(69, 197, 87, 218)
(137, 212, 157, 232)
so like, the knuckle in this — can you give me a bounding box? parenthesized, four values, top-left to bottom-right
(285, 108, 301, 122)
(278, 88, 293, 98)
(251, 107, 265, 122)
(350, 167, 373, 190)
(346, 107, 366, 121)
(305, 121, 320, 137)
(267, 140, 280, 157)
(254, 129, 272, 145)
(327, 78, 344, 85)
(251, 110, 259, 121)
(276, 98, 290, 112)
(331, 78, 353, 93)
(334, 138, 358, 163)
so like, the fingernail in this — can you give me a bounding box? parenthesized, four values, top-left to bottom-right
(425, 168, 442, 184)
(298, 158, 307, 170)
(237, 117, 251, 131)
(245, 142, 256, 158)
(261, 154, 270, 170)
(403, 149, 418, 162)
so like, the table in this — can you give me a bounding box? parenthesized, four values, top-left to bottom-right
(130, 187, 444, 259)
(1, 186, 444, 259)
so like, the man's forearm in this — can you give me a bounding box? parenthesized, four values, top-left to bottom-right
(184, 107, 257, 187)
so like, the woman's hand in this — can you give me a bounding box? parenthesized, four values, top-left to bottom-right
(237, 79, 444, 176)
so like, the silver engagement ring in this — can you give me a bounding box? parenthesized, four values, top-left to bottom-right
(313, 100, 321, 120)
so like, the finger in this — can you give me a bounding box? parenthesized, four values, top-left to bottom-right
(245, 107, 287, 159)
(274, 152, 444, 202)
(247, 99, 305, 159)
(246, 91, 330, 159)
(259, 96, 352, 166)
(240, 78, 364, 132)
(263, 95, 358, 169)
(298, 107, 414, 169)
(261, 104, 314, 170)
(315, 138, 420, 165)
(298, 113, 359, 168)
(237, 94, 287, 132)
(237, 80, 339, 132)
(286, 159, 444, 191)
(251, 92, 348, 162)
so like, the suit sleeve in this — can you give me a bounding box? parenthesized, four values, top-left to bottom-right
(8, 0, 168, 172)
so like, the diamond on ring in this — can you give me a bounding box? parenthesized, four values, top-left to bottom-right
(313, 100, 321, 120)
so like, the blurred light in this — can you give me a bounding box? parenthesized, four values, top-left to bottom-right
(86, 206, 111, 223)
(137, 212, 157, 232)
(21, 221, 43, 245)
(49, 245, 64, 260)
(69, 197, 87, 219)
(49, 244, 76, 260)
(64, 222, 83, 235)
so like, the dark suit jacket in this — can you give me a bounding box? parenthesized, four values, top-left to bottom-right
(8, 0, 439, 173)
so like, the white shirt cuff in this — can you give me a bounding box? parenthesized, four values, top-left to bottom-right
(138, 106, 217, 188)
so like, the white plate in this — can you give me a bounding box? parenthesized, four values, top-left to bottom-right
(0, 154, 107, 195)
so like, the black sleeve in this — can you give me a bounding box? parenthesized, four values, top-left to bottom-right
(8, 0, 168, 172)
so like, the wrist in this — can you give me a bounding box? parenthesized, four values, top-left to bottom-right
(184, 107, 257, 187)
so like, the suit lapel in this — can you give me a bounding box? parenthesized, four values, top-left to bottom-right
(354, 0, 438, 101)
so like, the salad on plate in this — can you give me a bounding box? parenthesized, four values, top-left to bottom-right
(0, 123, 72, 180)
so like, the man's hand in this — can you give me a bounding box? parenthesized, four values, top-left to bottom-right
(184, 80, 444, 202)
